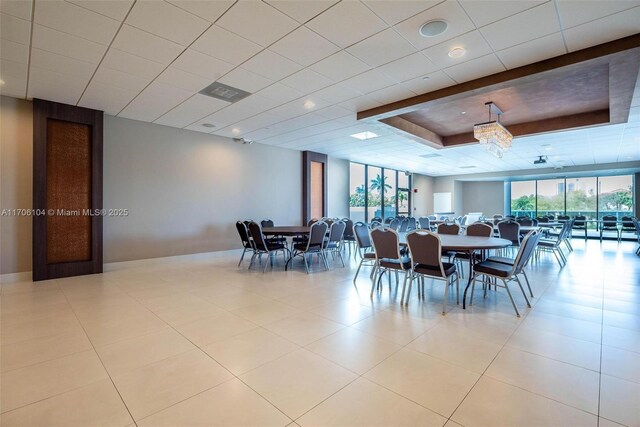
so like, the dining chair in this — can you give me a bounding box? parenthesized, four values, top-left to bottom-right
(600, 215, 619, 241)
(454, 222, 493, 277)
(388, 218, 400, 230)
(325, 221, 346, 268)
(621, 216, 636, 242)
(342, 218, 356, 255)
(469, 231, 538, 316)
(632, 218, 640, 256)
(572, 215, 588, 240)
(497, 220, 521, 255)
(247, 221, 290, 273)
(486, 230, 541, 298)
(260, 219, 287, 246)
(418, 217, 431, 230)
(290, 221, 329, 274)
(437, 223, 460, 235)
(369, 227, 411, 297)
(404, 230, 459, 314)
(235, 221, 254, 267)
(398, 218, 409, 232)
(537, 220, 572, 267)
(353, 222, 376, 284)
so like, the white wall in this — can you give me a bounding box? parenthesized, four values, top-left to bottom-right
(327, 156, 349, 218)
(411, 174, 434, 216)
(461, 181, 506, 217)
(0, 97, 306, 272)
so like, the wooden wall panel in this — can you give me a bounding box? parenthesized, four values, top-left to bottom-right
(310, 161, 324, 220)
(302, 151, 327, 224)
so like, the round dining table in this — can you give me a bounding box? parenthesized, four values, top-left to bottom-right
(398, 232, 512, 309)
(262, 226, 309, 236)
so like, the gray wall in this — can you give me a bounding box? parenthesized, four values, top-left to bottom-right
(0, 97, 306, 272)
(461, 181, 506, 217)
(412, 174, 434, 217)
(327, 157, 349, 218)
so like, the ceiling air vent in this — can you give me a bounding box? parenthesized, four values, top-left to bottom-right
(459, 165, 476, 169)
(419, 153, 442, 159)
(199, 82, 251, 103)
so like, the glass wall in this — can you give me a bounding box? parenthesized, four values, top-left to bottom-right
(349, 163, 412, 222)
(349, 163, 366, 223)
(598, 175, 634, 220)
(510, 175, 634, 223)
(510, 181, 536, 218)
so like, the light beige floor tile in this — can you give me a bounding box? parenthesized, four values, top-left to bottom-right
(0, 350, 108, 412)
(603, 324, 640, 354)
(297, 377, 447, 426)
(240, 348, 357, 419)
(96, 328, 196, 376)
(0, 379, 133, 427)
(599, 375, 640, 427)
(443, 422, 464, 427)
(506, 326, 601, 370)
(81, 310, 168, 347)
(264, 312, 344, 346)
(137, 378, 291, 426)
(485, 347, 600, 414)
(451, 376, 598, 427)
(365, 348, 480, 417)
(140, 293, 224, 326)
(1, 328, 92, 372)
(351, 310, 438, 345)
(1, 309, 81, 345)
(408, 322, 503, 374)
(123, 281, 182, 301)
(437, 309, 521, 345)
(231, 300, 303, 326)
(1, 279, 59, 295)
(305, 327, 402, 374)
(521, 310, 602, 344)
(203, 328, 299, 375)
(603, 310, 640, 332)
(310, 299, 378, 326)
(208, 290, 274, 310)
(174, 312, 258, 346)
(602, 345, 640, 383)
(112, 349, 232, 420)
(597, 418, 626, 427)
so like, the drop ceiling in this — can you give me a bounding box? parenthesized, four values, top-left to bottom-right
(1, 0, 640, 176)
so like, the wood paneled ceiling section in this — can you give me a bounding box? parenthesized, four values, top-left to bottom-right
(357, 34, 640, 150)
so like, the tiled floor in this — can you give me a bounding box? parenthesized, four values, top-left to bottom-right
(1, 239, 639, 426)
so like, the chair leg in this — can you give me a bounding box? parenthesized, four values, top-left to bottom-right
(442, 277, 450, 315)
(248, 253, 257, 269)
(303, 254, 310, 274)
(263, 254, 270, 273)
(337, 249, 345, 268)
(404, 272, 414, 304)
(238, 248, 247, 267)
(514, 276, 531, 308)
(455, 273, 460, 305)
(503, 279, 520, 317)
(400, 271, 409, 304)
(521, 270, 534, 297)
(353, 259, 364, 284)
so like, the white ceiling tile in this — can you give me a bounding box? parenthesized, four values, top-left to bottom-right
(458, 0, 545, 27)
(29, 48, 96, 80)
(362, 0, 441, 26)
(368, 84, 416, 104)
(34, 0, 120, 45)
(563, 7, 640, 52)
(313, 82, 364, 104)
(118, 91, 185, 122)
(218, 67, 273, 93)
(479, 2, 560, 51)
(78, 81, 138, 115)
(309, 50, 371, 82)
(422, 30, 494, 69)
(279, 68, 333, 93)
(338, 94, 382, 112)
(232, 111, 281, 133)
(270, 26, 340, 66)
(155, 67, 211, 92)
(32, 24, 107, 64)
(154, 94, 229, 127)
(167, 0, 234, 22)
(342, 69, 397, 94)
(496, 32, 566, 69)
(306, 1, 388, 48)
(171, 49, 234, 81)
(92, 65, 152, 92)
(126, 1, 210, 46)
(400, 70, 456, 93)
(101, 48, 165, 79)
(393, 1, 475, 50)
(216, 0, 298, 47)
(1, 13, 31, 44)
(27, 66, 87, 105)
(240, 49, 302, 81)
(68, 0, 134, 20)
(112, 24, 184, 65)
(191, 25, 262, 65)
(0, 39, 29, 64)
(0, 0, 32, 20)
(265, 0, 338, 24)
(256, 82, 304, 104)
(377, 52, 437, 83)
(142, 80, 193, 103)
(346, 28, 417, 67)
(556, 0, 640, 29)
(0, 57, 27, 80)
(0, 73, 26, 98)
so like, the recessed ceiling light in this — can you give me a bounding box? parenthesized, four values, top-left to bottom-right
(448, 47, 466, 58)
(461, 111, 466, 115)
(419, 20, 448, 38)
(421, 75, 430, 80)
(303, 100, 315, 109)
(201, 123, 215, 128)
(350, 131, 379, 140)
(231, 128, 241, 135)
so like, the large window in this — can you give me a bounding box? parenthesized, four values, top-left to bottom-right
(349, 163, 366, 223)
(349, 163, 412, 222)
(510, 175, 634, 223)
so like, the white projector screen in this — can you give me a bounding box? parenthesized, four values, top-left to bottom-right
(434, 192, 452, 213)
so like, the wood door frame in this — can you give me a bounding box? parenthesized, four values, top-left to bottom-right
(302, 151, 327, 225)
(32, 99, 103, 281)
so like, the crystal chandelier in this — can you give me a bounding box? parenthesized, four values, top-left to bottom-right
(473, 102, 512, 158)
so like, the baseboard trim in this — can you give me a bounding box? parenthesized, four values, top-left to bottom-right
(0, 249, 243, 283)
